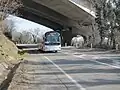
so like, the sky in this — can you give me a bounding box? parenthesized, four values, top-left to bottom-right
(6, 15, 53, 33)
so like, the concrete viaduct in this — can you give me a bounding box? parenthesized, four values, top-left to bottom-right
(19, 0, 100, 45)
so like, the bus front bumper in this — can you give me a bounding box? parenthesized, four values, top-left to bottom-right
(43, 45, 61, 51)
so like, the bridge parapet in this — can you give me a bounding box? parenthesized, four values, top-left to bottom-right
(69, 0, 94, 11)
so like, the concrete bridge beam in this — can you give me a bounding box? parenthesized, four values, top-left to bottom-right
(20, 0, 100, 46)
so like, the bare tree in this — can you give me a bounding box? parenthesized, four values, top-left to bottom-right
(34, 28, 40, 36)
(3, 20, 16, 39)
(0, 0, 22, 33)
(33, 28, 40, 43)
(12, 31, 22, 44)
(0, 0, 22, 20)
(6, 20, 15, 32)
(29, 28, 40, 44)
(20, 31, 34, 44)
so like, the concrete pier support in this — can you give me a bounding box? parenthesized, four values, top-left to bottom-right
(61, 28, 73, 46)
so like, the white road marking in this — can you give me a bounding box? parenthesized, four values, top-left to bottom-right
(63, 51, 120, 69)
(91, 59, 120, 69)
(44, 56, 86, 90)
(74, 54, 120, 69)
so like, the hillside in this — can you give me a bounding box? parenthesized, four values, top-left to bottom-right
(0, 33, 23, 65)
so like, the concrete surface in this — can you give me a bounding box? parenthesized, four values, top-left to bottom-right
(8, 47, 120, 90)
(21, 0, 97, 38)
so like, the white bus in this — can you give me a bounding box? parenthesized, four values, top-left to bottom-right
(38, 31, 61, 52)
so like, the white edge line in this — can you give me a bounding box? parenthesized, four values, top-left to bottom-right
(92, 60, 120, 69)
(73, 54, 120, 69)
(44, 56, 86, 90)
(62, 51, 120, 69)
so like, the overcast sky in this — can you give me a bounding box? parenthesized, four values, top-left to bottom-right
(7, 15, 53, 33)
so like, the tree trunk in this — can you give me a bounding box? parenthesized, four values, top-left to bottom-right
(100, 36, 104, 46)
(107, 37, 109, 45)
(113, 38, 116, 49)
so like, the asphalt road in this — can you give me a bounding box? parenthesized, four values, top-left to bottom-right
(10, 47, 120, 90)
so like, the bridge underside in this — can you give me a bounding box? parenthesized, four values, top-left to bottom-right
(19, 8, 63, 30)
(19, 0, 99, 45)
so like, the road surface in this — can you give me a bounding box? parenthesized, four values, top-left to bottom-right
(9, 47, 120, 90)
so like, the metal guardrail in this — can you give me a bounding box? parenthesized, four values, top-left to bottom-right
(16, 44, 38, 47)
(21, 48, 39, 51)
(16, 44, 39, 50)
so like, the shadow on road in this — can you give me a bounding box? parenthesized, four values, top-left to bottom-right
(22, 53, 120, 88)
(24, 50, 58, 54)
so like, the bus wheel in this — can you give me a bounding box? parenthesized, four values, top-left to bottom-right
(54, 51, 57, 53)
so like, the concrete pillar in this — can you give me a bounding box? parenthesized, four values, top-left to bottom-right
(61, 28, 73, 46)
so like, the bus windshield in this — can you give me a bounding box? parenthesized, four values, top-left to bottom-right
(45, 32, 61, 45)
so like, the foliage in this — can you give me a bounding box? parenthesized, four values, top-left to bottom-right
(95, 0, 120, 48)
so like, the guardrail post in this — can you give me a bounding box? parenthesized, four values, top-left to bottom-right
(90, 43, 93, 50)
(65, 43, 67, 46)
(116, 44, 119, 51)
